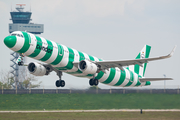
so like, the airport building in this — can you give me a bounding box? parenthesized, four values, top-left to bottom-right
(9, 4, 44, 89)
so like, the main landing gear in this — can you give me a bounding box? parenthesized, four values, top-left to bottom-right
(55, 71, 65, 87)
(89, 78, 99, 86)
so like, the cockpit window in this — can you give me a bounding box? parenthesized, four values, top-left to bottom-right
(11, 33, 24, 38)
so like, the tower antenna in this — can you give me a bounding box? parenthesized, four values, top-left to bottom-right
(30, 3, 31, 12)
(11, 3, 12, 11)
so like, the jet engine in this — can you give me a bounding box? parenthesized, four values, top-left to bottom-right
(28, 62, 47, 76)
(78, 60, 98, 74)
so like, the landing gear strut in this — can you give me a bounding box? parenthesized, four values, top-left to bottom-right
(55, 71, 65, 87)
(89, 78, 99, 86)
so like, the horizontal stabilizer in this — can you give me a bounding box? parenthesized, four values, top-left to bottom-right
(139, 78, 173, 82)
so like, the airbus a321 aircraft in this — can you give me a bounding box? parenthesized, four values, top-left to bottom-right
(4, 31, 176, 87)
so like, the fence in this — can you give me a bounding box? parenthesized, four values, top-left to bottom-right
(0, 88, 180, 94)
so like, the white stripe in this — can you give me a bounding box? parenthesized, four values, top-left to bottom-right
(118, 69, 130, 87)
(52, 45, 69, 67)
(33, 37, 48, 60)
(93, 56, 99, 62)
(129, 65, 134, 72)
(98, 69, 111, 83)
(82, 52, 89, 60)
(108, 68, 121, 86)
(24, 33, 37, 56)
(11, 37, 24, 52)
(10, 31, 24, 51)
(44, 41, 58, 64)
(139, 46, 146, 76)
(140, 82, 146, 86)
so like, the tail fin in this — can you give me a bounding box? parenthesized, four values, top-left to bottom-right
(128, 45, 151, 77)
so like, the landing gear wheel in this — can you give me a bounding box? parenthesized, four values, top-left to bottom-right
(56, 80, 61, 87)
(89, 79, 99, 86)
(94, 79, 99, 86)
(60, 80, 65, 87)
(55, 80, 65, 87)
(89, 79, 94, 86)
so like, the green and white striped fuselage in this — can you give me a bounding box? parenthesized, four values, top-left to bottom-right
(6, 31, 150, 87)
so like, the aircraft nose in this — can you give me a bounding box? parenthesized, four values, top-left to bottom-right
(4, 36, 16, 48)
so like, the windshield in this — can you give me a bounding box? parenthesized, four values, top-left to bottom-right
(11, 33, 24, 38)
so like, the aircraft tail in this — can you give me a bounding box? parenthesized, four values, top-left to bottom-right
(128, 45, 151, 77)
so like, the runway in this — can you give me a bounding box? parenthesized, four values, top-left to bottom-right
(0, 109, 180, 113)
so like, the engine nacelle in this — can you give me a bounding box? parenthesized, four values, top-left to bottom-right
(28, 62, 47, 76)
(78, 60, 98, 74)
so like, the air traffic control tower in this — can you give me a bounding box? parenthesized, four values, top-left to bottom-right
(9, 4, 44, 89)
(9, 4, 43, 34)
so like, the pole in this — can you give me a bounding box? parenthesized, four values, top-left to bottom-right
(29, 85, 31, 94)
(163, 74, 166, 93)
(16, 85, 17, 94)
(178, 85, 179, 94)
(123, 87, 125, 94)
(56, 87, 58, 94)
(2, 86, 3, 94)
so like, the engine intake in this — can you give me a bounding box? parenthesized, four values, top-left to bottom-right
(28, 62, 47, 76)
(78, 60, 98, 74)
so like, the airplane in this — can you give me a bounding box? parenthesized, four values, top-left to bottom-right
(3, 31, 176, 88)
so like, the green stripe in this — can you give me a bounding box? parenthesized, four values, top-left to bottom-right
(51, 44, 64, 65)
(61, 47, 74, 70)
(67, 51, 85, 74)
(114, 69, 126, 86)
(143, 45, 151, 76)
(95, 71, 104, 80)
(125, 71, 134, 86)
(78, 51, 85, 61)
(102, 68, 116, 84)
(17, 32, 30, 53)
(40, 40, 53, 61)
(89, 55, 95, 61)
(145, 81, 151, 86)
(134, 53, 140, 74)
(99, 58, 103, 61)
(28, 36, 42, 58)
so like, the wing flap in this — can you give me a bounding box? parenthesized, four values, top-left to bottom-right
(96, 46, 176, 70)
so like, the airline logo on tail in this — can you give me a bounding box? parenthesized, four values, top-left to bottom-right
(3, 31, 176, 88)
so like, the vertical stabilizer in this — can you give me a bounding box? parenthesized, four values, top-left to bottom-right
(128, 45, 151, 77)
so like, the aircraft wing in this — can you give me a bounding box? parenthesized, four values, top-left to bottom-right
(95, 46, 176, 71)
(139, 78, 173, 82)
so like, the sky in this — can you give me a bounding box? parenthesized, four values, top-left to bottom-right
(0, 0, 180, 89)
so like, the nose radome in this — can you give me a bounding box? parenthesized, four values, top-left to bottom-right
(4, 36, 16, 48)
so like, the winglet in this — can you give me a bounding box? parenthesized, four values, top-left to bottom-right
(169, 45, 177, 57)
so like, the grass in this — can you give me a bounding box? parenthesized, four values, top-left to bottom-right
(0, 112, 180, 120)
(0, 93, 180, 110)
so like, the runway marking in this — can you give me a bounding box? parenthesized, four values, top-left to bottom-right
(0, 109, 180, 113)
